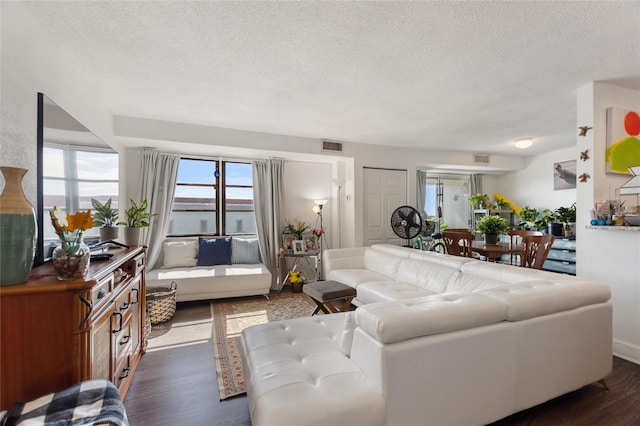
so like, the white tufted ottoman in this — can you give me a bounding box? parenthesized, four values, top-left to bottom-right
(240, 313, 386, 426)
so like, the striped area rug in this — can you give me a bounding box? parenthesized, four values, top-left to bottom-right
(210, 292, 314, 399)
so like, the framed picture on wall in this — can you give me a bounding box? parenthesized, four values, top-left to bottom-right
(553, 160, 577, 190)
(606, 107, 640, 175)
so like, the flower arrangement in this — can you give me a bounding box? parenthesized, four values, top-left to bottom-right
(289, 270, 305, 284)
(468, 193, 490, 209)
(312, 228, 324, 236)
(50, 206, 94, 256)
(284, 219, 310, 239)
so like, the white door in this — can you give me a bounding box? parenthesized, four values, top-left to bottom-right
(363, 168, 407, 246)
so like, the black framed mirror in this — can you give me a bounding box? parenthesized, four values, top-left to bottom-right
(35, 93, 119, 266)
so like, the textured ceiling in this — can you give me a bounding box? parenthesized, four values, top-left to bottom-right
(24, 1, 640, 156)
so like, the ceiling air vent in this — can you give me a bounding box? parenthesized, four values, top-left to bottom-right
(322, 140, 343, 152)
(474, 153, 490, 164)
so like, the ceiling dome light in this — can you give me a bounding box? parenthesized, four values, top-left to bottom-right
(515, 138, 533, 149)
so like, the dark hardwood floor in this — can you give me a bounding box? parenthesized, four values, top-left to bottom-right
(124, 300, 640, 426)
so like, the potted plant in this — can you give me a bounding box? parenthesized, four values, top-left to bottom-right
(555, 203, 577, 237)
(91, 198, 119, 242)
(283, 219, 310, 240)
(540, 209, 563, 236)
(475, 214, 510, 245)
(518, 206, 539, 230)
(118, 199, 155, 246)
(468, 193, 490, 209)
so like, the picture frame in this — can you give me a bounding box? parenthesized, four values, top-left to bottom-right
(292, 240, 305, 255)
(553, 160, 577, 190)
(303, 233, 319, 254)
(281, 233, 296, 254)
(606, 107, 640, 175)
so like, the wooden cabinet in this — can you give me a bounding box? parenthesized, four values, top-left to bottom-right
(0, 247, 146, 410)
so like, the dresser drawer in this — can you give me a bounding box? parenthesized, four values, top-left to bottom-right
(546, 249, 576, 262)
(543, 259, 577, 275)
(552, 238, 577, 250)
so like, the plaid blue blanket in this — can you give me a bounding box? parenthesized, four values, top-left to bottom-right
(1, 379, 128, 425)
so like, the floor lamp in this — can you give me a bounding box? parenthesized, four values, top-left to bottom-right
(312, 199, 327, 280)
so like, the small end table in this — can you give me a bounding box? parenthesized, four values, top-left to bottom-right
(302, 280, 356, 315)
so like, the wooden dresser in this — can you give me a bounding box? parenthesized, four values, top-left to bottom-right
(0, 246, 146, 410)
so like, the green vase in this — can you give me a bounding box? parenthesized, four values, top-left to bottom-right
(0, 167, 36, 285)
(484, 233, 498, 245)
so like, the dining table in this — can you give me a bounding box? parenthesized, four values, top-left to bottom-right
(471, 240, 522, 262)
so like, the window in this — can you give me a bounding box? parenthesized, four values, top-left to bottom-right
(169, 159, 255, 236)
(43, 145, 119, 243)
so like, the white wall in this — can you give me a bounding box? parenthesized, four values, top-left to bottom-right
(0, 2, 119, 202)
(498, 147, 577, 211)
(577, 82, 640, 364)
(282, 161, 333, 248)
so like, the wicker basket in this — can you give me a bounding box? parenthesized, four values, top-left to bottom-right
(146, 281, 177, 325)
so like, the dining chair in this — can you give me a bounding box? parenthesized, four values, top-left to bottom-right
(442, 230, 474, 258)
(504, 229, 544, 266)
(521, 234, 555, 269)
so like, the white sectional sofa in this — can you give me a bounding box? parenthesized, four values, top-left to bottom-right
(241, 244, 612, 426)
(146, 236, 271, 302)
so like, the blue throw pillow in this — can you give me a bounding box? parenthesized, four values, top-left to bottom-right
(231, 238, 261, 264)
(197, 237, 232, 266)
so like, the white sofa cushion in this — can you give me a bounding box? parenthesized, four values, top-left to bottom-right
(356, 280, 435, 304)
(476, 279, 612, 321)
(396, 258, 459, 293)
(326, 269, 390, 288)
(356, 293, 508, 344)
(146, 264, 271, 302)
(162, 240, 197, 268)
(363, 248, 403, 280)
(460, 261, 574, 284)
(340, 312, 356, 356)
(408, 250, 476, 269)
(241, 314, 386, 426)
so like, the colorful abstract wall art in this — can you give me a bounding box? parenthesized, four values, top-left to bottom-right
(606, 107, 640, 175)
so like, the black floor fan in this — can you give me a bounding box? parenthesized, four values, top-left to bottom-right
(390, 205, 423, 247)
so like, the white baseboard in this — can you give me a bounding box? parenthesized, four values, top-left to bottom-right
(613, 338, 640, 365)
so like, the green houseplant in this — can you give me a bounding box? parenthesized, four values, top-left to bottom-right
(475, 214, 510, 244)
(118, 199, 155, 246)
(518, 206, 539, 230)
(91, 198, 119, 242)
(555, 203, 577, 236)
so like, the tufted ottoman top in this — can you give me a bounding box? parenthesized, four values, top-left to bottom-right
(240, 314, 386, 426)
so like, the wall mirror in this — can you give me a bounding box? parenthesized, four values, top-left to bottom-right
(36, 93, 119, 265)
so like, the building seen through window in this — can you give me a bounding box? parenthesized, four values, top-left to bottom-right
(169, 159, 256, 235)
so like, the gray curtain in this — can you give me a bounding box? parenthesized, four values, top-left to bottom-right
(416, 170, 427, 216)
(252, 159, 284, 290)
(470, 173, 483, 197)
(469, 173, 483, 227)
(138, 148, 180, 269)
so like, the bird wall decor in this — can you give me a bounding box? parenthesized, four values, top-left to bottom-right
(578, 126, 592, 137)
(580, 149, 590, 161)
(579, 173, 590, 183)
